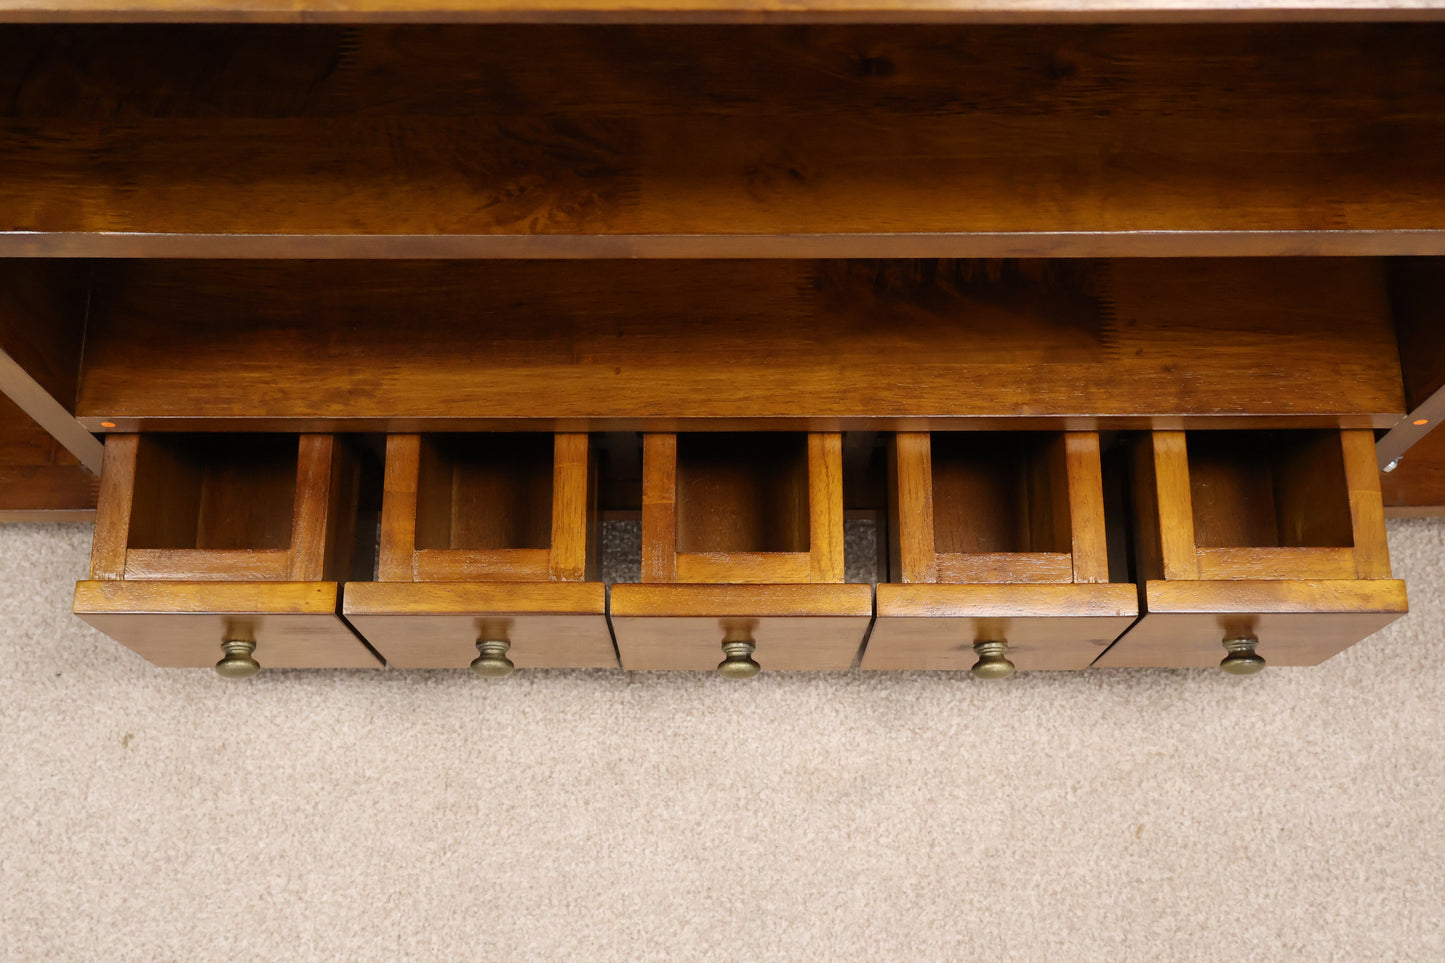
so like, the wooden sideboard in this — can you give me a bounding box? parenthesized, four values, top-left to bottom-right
(3, 8, 1444, 677)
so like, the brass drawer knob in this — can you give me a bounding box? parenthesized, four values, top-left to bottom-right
(717, 640, 760, 679)
(471, 639, 515, 678)
(215, 639, 260, 679)
(1220, 637, 1266, 675)
(970, 640, 1015, 680)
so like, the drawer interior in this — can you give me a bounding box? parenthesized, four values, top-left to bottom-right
(676, 432, 810, 556)
(1186, 429, 1354, 551)
(127, 433, 299, 552)
(416, 433, 555, 553)
(931, 432, 1071, 556)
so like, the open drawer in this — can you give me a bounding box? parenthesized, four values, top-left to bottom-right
(863, 431, 1138, 676)
(73, 433, 380, 674)
(610, 432, 872, 674)
(1095, 429, 1408, 671)
(341, 433, 616, 674)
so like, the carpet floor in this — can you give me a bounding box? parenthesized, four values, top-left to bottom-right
(1, 520, 1442, 961)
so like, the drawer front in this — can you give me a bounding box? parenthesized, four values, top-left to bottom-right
(74, 580, 380, 669)
(865, 583, 1138, 671)
(343, 582, 615, 669)
(1094, 579, 1408, 668)
(610, 584, 872, 671)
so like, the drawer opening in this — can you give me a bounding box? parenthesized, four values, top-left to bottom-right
(415, 434, 555, 552)
(1186, 430, 1354, 550)
(126, 433, 299, 552)
(676, 432, 811, 555)
(930, 432, 1071, 556)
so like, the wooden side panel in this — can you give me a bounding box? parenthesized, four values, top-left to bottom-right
(378, 434, 421, 581)
(1340, 428, 1393, 579)
(1135, 431, 1198, 581)
(640, 433, 678, 583)
(288, 434, 336, 582)
(1065, 431, 1110, 584)
(0, 395, 98, 521)
(89, 434, 138, 580)
(807, 432, 845, 583)
(549, 433, 592, 582)
(889, 433, 936, 584)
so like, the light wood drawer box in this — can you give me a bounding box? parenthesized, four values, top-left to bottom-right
(864, 431, 1138, 674)
(611, 432, 872, 673)
(342, 433, 616, 672)
(1095, 429, 1408, 670)
(73, 433, 380, 671)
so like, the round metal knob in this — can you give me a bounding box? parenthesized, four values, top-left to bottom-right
(970, 640, 1015, 680)
(717, 640, 760, 679)
(215, 639, 260, 679)
(471, 639, 515, 678)
(1220, 637, 1266, 675)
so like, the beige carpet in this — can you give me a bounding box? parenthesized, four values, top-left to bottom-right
(2, 520, 1442, 961)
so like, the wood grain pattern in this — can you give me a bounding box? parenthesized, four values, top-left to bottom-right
(865, 582, 1138, 670)
(933, 551, 1075, 584)
(378, 434, 422, 580)
(643, 431, 846, 585)
(4, 0, 1444, 26)
(610, 583, 873, 671)
(1094, 578, 1407, 667)
(73, 579, 381, 668)
(1065, 432, 1110, 583)
(1193, 546, 1357, 581)
(342, 581, 613, 669)
(89, 434, 137, 579)
(0, 395, 97, 521)
(550, 433, 593, 581)
(0, 261, 103, 472)
(888, 433, 935, 583)
(75, 259, 1404, 430)
(641, 434, 678, 582)
(2, 25, 1445, 256)
(1340, 427, 1393, 578)
(123, 548, 291, 580)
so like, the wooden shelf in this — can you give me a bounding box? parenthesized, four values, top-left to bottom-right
(72, 257, 1404, 430)
(2, 24, 1445, 257)
(3, 0, 1444, 25)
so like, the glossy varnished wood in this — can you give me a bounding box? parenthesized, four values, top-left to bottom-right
(3, 25, 1445, 256)
(359, 432, 613, 668)
(866, 583, 1138, 670)
(868, 429, 1137, 670)
(4, 0, 1444, 25)
(609, 583, 873, 671)
(73, 579, 381, 668)
(342, 581, 615, 669)
(1092, 579, 1407, 667)
(74, 258, 1404, 430)
(1102, 427, 1404, 667)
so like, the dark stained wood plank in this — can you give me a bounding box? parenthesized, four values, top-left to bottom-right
(0, 393, 97, 521)
(0, 260, 103, 472)
(1381, 423, 1445, 515)
(74, 258, 1406, 430)
(5, 0, 1445, 25)
(1377, 257, 1445, 468)
(1, 24, 1444, 255)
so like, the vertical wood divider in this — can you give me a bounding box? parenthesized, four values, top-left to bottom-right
(89, 434, 138, 580)
(808, 432, 845, 584)
(378, 434, 421, 582)
(641, 433, 677, 582)
(889, 432, 936, 584)
(550, 433, 591, 582)
(288, 434, 336, 581)
(1065, 432, 1111, 584)
(1341, 428, 1394, 579)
